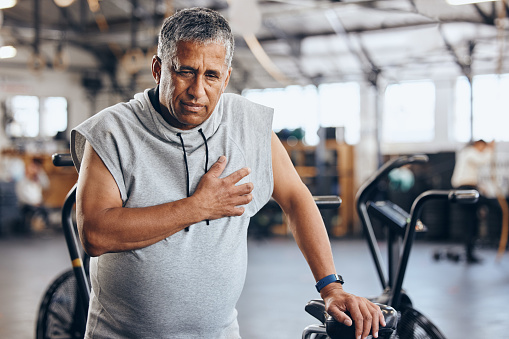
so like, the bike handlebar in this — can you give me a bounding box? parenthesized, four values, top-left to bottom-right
(447, 189, 480, 203)
(303, 299, 398, 339)
(313, 195, 342, 209)
(356, 154, 428, 207)
(52, 153, 74, 167)
(390, 189, 479, 308)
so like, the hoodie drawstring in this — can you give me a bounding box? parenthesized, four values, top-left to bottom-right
(177, 129, 210, 232)
(198, 128, 210, 226)
(198, 128, 209, 173)
(176, 133, 191, 198)
(176, 133, 191, 232)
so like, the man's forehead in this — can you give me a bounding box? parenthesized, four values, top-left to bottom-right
(175, 40, 227, 61)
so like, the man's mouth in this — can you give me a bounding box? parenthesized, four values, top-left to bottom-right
(181, 102, 204, 112)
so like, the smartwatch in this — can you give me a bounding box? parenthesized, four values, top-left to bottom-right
(315, 273, 344, 293)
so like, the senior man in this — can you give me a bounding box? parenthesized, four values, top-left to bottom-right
(71, 7, 384, 339)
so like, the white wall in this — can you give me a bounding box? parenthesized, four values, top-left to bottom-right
(379, 78, 459, 155)
(0, 68, 91, 151)
(0, 66, 155, 150)
(355, 83, 380, 188)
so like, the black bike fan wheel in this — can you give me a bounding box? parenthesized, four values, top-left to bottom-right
(396, 307, 446, 339)
(35, 269, 87, 339)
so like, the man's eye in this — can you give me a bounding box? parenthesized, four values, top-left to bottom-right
(177, 70, 194, 77)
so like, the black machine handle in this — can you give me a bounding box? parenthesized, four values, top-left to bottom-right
(52, 153, 74, 167)
(313, 195, 342, 209)
(390, 189, 478, 308)
(51, 153, 90, 316)
(260, 195, 342, 211)
(447, 189, 480, 203)
(303, 299, 398, 339)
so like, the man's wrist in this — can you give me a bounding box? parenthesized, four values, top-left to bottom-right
(184, 195, 208, 226)
(315, 273, 344, 293)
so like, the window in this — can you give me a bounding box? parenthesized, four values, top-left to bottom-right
(243, 82, 360, 145)
(244, 85, 319, 144)
(42, 97, 68, 137)
(6, 96, 68, 138)
(318, 82, 360, 144)
(454, 77, 471, 143)
(382, 80, 435, 143)
(454, 74, 509, 142)
(7, 96, 40, 138)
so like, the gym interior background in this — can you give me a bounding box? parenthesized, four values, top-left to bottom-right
(0, 1, 508, 338)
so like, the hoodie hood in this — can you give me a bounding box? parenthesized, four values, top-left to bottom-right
(132, 88, 224, 154)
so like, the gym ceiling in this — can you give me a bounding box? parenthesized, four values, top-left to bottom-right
(1, 0, 508, 94)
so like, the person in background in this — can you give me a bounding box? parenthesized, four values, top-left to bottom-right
(451, 139, 495, 263)
(15, 158, 50, 233)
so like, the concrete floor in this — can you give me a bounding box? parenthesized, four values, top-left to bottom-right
(1, 231, 508, 339)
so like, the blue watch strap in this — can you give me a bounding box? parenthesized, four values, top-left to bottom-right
(315, 274, 344, 292)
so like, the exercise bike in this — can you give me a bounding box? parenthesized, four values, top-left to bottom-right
(301, 155, 479, 339)
(36, 153, 360, 339)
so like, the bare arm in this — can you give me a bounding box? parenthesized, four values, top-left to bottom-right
(270, 132, 385, 339)
(270, 132, 336, 281)
(76, 141, 253, 256)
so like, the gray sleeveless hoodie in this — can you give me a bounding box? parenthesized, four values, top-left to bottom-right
(71, 89, 273, 338)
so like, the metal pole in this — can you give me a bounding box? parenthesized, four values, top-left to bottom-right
(469, 75, 474, 142)
(33, 0, 40, 55)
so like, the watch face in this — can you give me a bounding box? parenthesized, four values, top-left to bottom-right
(337, 275, 344, 284)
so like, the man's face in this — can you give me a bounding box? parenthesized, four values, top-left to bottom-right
(152, 40, 231, 130)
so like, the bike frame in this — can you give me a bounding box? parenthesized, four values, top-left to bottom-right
(355, 155, 478, 309)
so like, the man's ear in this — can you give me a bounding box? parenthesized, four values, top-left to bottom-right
(151, 55, 162, 84)
(222, 67, 232, 93)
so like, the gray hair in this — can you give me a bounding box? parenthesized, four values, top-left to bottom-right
(157, 7, 235, 68)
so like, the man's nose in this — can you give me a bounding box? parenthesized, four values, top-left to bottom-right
(187, 75, 206, 98)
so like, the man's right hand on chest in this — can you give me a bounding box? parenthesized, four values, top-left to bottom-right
(192, 155, 253, 221)
(77, 144, 254, 255)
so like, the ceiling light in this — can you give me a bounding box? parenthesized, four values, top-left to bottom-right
(0, 0, 17, 10)
(446, 0, 497, 5)
(53, 0, 75, 7)
(0, 45, 17, 59)
(229, 0, 262, 36)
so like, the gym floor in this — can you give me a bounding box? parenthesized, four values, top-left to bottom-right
(1, 231, 508, 339)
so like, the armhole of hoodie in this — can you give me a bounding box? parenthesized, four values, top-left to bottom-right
(71, 129, 128, 205)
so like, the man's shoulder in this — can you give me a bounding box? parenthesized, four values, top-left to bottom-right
(221, 92, 250, 105)
(221, 92, 273, 114)
(218, 93, 273, 139)
(84, 98, 141, 127)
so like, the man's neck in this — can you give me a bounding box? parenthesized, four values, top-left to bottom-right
(148, 86, 183, 128)
(148, 86, 162, 114)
